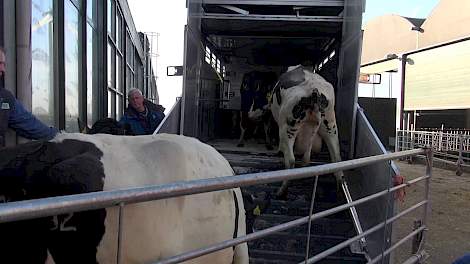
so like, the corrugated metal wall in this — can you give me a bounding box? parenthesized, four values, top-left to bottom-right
(404, 39, 470, 110)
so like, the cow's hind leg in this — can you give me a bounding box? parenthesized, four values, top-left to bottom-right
(276, 126, 296, 198)
(263, 116, 274, 150)
(318, 116, 344, 194)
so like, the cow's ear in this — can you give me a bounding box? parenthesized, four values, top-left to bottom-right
(78, 117, 90, 134)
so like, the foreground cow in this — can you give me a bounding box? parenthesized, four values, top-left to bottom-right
(238, 71, 278, 150)
(0, 133, 248, 264)
(271, 65, 343, 196)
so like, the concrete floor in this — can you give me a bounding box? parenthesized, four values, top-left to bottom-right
(392, 161, 470, 264)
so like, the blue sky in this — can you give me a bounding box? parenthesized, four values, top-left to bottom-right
(363, 0, 440, 25)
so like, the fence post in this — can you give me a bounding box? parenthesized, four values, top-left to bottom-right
(420, 147, 433, 251)
(438, 130, 443, 152)
(407, 131, 415, 164)
(456, 134, 464, 176)
(411, 220, 423, 254)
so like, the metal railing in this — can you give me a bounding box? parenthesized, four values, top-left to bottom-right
(153, 97, 182, 135)
(397, 129, 470, 174)
(0, 148, 432, 264)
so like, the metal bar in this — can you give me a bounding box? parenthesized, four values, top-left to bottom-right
(218, 5, 249, 15)
(54, 0, 66, 129)
(369, 226, 427, 264)
(379, 162, 393, 264)
(192, 13, 343, 22)
(155, 179, 429, 264)
(0, 149, 424, 223)
(402, 251, 429, 264)
(341, 180, 369, 257)
(201, 0, 345, 7)
(305, 176, 319, 263)
(303, 201, 428, 264)
(421, 149, 433, 247)
(153, 97, 181, 135)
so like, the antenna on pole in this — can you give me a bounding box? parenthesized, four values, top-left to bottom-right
(143, 32, 160, 104)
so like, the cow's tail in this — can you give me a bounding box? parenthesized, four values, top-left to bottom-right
(232, 189, 249, 264)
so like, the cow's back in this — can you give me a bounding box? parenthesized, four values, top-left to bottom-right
(51, 133, 246, 264)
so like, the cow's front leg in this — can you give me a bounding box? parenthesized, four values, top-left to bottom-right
(263, 117, 274, 150)
(237, 111, 248, 147)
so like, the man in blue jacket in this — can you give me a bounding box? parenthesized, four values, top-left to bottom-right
(119, 88, 165, 135)
(0, 47, 58, 147)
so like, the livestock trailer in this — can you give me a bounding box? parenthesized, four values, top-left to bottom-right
(159, 0, 408, 263)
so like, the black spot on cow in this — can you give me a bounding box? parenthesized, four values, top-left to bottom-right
(292, 92, 324, 121)
(323, 119, 334, 133)
(288, 119, 297, 127)
(319, 94, 329, 110)
(0, 139, 106, 263)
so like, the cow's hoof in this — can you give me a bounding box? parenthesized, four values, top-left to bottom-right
(237, 143, 244, 147)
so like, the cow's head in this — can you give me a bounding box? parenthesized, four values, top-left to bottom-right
(79, 117, 134, 135)
(0, 139, 107, 263)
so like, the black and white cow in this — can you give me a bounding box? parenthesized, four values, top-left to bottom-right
(238, 71, 278, 150)
(0, 133, 248, 264)
(270, 65, 343, 196)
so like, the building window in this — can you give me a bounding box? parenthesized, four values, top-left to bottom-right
(86, 0, 98, 127)
(64, 0, 80, 132)
(116, 52, 123, 119)
(107, 0, 126, 119)
(116, 11, 122, 52)
(107, 0, 115, 38)
(31, 0, 54, 126)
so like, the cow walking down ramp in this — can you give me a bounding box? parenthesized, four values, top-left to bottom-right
(0, 133, 248, 264)
(238, 71, 278, 150)
(270, 65, 343, 196)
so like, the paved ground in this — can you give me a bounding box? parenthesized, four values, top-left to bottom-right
(392, 161, 470, 264)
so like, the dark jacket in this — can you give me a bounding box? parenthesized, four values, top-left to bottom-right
(0, 87, 58, 146)
(118, 100, 165, 135)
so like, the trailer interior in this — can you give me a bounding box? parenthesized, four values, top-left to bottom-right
(179, 1, 396, 263)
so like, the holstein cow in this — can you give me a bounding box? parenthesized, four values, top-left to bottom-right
(270, 65, 343, 196)
(0, 133, 248, 264)
(238, 71, 278, 150)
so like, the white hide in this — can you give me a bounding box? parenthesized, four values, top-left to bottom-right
(271, 66, 342, 174)
(50, 133, 249, 264)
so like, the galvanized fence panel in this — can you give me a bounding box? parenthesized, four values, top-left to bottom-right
(397, 129, 470, 174)
(0, 149, 431, 264)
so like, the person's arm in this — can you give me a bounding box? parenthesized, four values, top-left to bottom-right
(8, 99, 58, 140)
